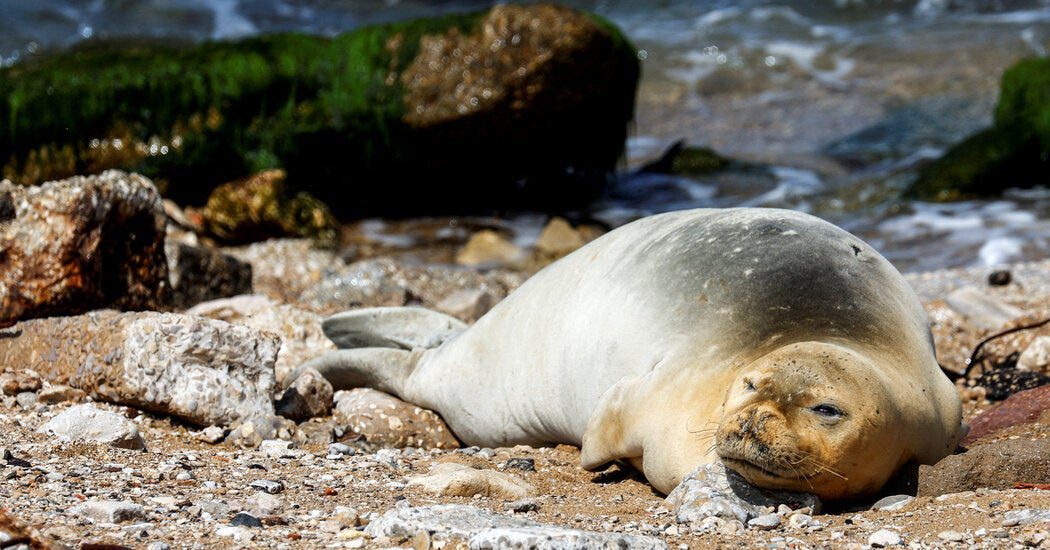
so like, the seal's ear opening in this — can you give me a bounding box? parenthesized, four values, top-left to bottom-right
(581, 375, 644, 471)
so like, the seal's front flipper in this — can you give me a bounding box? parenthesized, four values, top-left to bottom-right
(581, 375, 645, 472)
(294, 348, 420, 397)
(323, 307, 466, 350)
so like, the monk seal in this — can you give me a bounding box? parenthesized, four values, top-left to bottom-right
(301, 208, 965, 500)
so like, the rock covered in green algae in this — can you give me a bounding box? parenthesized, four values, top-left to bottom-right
(908, 57, 1050, 201)
(197, 169, 338, 247)
(0, 4, 639, 217)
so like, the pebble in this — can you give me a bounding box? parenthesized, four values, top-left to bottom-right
(870, 494, 914, 511)
(787, 513, 813, 529)
(231, 512, 263, 528)
(38, 404, 146, 450)
(748, 514, 781, 530)
(250, 479, 285, 494)
(69, 500, 146, 524)
(406, 462, 533, 500)
(503, 457, 536, 471)
(504, 498, 540, 513)
(328, 442, 355, 456)
(36, 385, 86, 404)
(1002, 508, 1050, 526)
(198, 426, 226, 444)
(938, 530, 965, 542)
(868, 529, 903, 547)
(258, 439, 297, 458)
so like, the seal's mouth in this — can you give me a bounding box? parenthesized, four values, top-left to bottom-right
(719, 456, 791, 480)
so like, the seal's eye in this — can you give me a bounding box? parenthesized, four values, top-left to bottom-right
(811, 404, 844, 418)
(744, 378, 756, 391)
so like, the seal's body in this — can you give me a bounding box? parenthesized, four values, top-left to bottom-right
(305, 208, 965, 499)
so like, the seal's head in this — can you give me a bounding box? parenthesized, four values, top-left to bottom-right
(716, 341, 927, 500)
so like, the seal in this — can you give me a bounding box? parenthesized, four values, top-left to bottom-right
(300, 208, 965, 500)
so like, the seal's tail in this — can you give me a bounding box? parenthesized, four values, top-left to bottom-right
(291, 307, 466, 397)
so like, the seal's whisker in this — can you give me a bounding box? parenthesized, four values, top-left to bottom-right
(800, 455, 848, 481)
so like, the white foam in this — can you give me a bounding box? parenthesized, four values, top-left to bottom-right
(208, 0, 257, 40)
(979, 237, 1024, 266)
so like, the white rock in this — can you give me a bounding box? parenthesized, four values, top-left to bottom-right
(39, 404, 145, 450)
(869, 529, 903, 547)
(406, 462, 534, 500)
(365, 504, 666, 549)
(747, 514, 781, 530)
(1018, 336, 1050, 372)
(938, 531, 965, 542)
(69, 500, 145, 523)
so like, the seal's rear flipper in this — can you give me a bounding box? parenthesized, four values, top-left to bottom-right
(294, 348, 420, 397)
(323, 307, 466, 350)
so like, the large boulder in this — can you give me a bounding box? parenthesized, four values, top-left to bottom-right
(0, 311, 278, 427)
(908, 57, 1050, 201)
(0, 171, 168, 324)
(0, 5, 639, 216)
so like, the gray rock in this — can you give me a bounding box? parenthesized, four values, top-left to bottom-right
(870, 494, 914, 511)
(165, 241, 252, 310)
(469, 526, 666, 549)
(39, 404, 146, 450)
(365, 504, 666, 549)
(945, 287, 1024, 330)
(15, 392, 37, 410)
(1002, 509, 1050, 526)
(328, 442, 355, 456)
(938, 530, 965, 542)
(69, 500, 146, 523)
(435, 289, 499, 323)
(334, 388, 459, 450)
(665, 463, 820, 528)
(186, 295, 335, 387)
(747, 514, 781, 530)
(230, 512, 262, 528)
(247, 493, 283, 517)
(250, 480, 284, 494)
(275, 367, 332, 421)
(869, 529, 903, 547)
(407, 463, 534, 500)
(0, 311, 279, 427)
(228, 417, 297, 449)
(504, 499, 540, 513)
(198, 426, 226, 444)
(257, 438, 298, 458)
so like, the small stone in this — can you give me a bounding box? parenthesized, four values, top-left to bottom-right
(198, 426, 226, 444)
(987, 270, 1011, 286)
(230, 512, 263, 528)
(869, 529, 903, 547)
(70, 500, 146, 524)
(455, 230, 526, 268)
(0, 370, 41, 395)
(938, 530, 965, 542)
(15, 391, 37, 409)
(39, 404, 146, 450)
(406, 463, 534, 500)
(503, 458, 536, 472)
(435, 288, 499, 323)
(787, 514, 812, 529)
(870, 494, 914, 511)
(36, 385, 86, 404)
(176, 471, 195, 481)
(275, 366, 333, 421)
(248, 493, 284, 517)
(328, 442, 355, 456)
(250, 480, 284, 494)
(747, 514, 780, 530)
(229, 417, 297, 449)
(1018, 336, 1050, 372)
(147, 543, 171, 550)
(505, 499, 540, 513)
